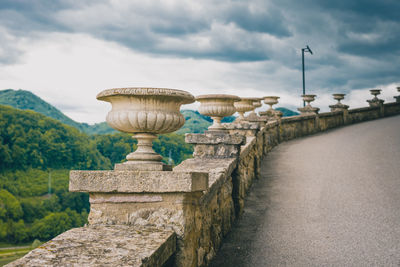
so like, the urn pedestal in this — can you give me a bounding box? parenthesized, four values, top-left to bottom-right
(367, 89, 384, 107)
(97, 87, 194, 171)
(234, 98, 258, 122)
(329, 93, 349, 112)
(246, 98, 262, 121)
(298, 94, 319, 114)
(259, 96, 282, 119)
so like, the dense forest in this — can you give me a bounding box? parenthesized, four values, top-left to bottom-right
(0, 104, 192, 244)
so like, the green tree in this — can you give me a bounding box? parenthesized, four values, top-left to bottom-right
(31, 212, 72, 240)
(0, 189, 23, 220)
(7, 219, 29, 243)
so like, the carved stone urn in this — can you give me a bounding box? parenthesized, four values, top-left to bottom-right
(196, 94, 240, 131)
(97, 87, 195, 170)
(259, 96, 282, 118)
(253, 99, 262, 109)
(395, 87, 400, 103)
(367, 89, 384, 107)
(234, 97, 258, 122)
(329, 93, 349, 112)
(298, 94, 319, 114)
(247, 98, 262, 120)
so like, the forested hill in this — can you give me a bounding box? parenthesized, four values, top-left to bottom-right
(0, 104, 114, 246)
(0, 104, 193, 246)
(276, 107, 299, 117)
(0, 89, 115, 135)
(0, 104, 112, 171)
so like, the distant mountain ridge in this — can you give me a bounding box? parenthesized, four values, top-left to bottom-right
(0, 89, 115, 134)
(0, 89, 299, 134)
(276, 107, 299, 117)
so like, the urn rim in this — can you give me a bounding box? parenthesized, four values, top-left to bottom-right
(263, 96, 280, 100)
(196, 94, 241, 101)
(239, 97, 263, 101)
(301, 94, 316, 98)
(97, 87, 195, 104)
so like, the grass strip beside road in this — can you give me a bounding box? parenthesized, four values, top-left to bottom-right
(0, 247, 31, 266)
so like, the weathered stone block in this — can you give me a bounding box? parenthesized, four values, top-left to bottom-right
(7, 225, 176, 267)
(185, 132, 245, 145)
(70, 170, 208, 193)
(114, 162, 172, 171)
(186, 132, 245, 159)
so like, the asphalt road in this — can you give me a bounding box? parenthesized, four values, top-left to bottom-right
(209, 115, 400, 267)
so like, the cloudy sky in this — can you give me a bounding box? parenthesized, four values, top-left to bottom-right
(1, 0, 399, 123)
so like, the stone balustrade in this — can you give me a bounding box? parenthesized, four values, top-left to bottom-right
(8, 87, 400, 267)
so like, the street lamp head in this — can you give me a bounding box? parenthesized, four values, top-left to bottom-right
(306, 45, 313, 55)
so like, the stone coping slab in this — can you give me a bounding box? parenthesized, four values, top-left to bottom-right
(223, 121, 260, 130)
(240, 136, 257, 159)
(280, 114, 316, 123)
(174, 158, 237, 205)
(185, 132, 245, 145)
(318, 111, 343, 117)
(174, 158, 237, 187)
(348, 106, 379, 113)
(384, 102, 400, 107)
(70, 170, 208, 193)
(6, 225, 176, 267)
(265, 121, 279, 128)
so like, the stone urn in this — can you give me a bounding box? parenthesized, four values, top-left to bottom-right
(253, 99, 262, 109)
(395, 87, 400, 103)
(234, 97, 258, 122)
(247, 98, 262, 120)
(370, 89, 381, 100)
(298, 94, 319, 114)
(97, 87, 195, 170)
(263, 96, 280, 110)
(196, 94, 240, 131)
(367, 89, 384, 107)
(259, 96, 282, 118)
(330, 93, 349, 112)
(333, 94, 345, 103)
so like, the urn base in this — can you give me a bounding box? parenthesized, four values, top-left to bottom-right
(367, 99, 384, 107)
(114, 162, 172, 171)
(298, 106, 320, 114)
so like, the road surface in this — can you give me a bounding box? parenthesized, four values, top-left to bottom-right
(209, 115, 400, 267)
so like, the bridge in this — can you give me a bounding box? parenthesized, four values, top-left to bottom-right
(210, 115, 400, 266)
(8, 91, 400, 267)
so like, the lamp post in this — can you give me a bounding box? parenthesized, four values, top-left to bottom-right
(302, 45, 313, 107)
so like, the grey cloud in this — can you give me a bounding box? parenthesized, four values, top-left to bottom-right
(0, 30, 22, 64)
(0, 0, 399, 91)
(0, 0, 72, 34)
(0, 0, 291, 63)
(221, 3, 291, 37)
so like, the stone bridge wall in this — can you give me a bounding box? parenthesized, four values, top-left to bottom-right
(8, 101, 400, 267)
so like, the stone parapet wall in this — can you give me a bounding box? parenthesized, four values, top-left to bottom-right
(384, 102, 400, 116)
(318, 111, 344, 131)
(9, 101, 400, 267)
(348, 106, 381, 123)
(279, 114, 318, 141)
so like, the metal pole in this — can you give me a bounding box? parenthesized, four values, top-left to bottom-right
(302, 48, 305, 107)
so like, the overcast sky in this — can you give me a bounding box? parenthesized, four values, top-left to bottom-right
(1, 0, 399, 123)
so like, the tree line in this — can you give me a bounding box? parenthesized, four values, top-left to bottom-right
(0, 104, 193, 244)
